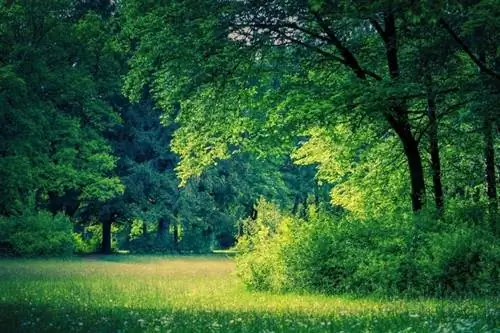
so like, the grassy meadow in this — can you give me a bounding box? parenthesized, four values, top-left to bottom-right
(0, 255, 498, 332)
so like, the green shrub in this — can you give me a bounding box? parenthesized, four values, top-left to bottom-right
(285, 211, 411, 296)
(427, 228, 499, 296)
(235, 199, 295, 292)
(73, 222, 121, 254)
(72, 232, 95, 254)
(0, 209, 73, 257)
(129, 235, 175, 253)
(235, 201, 499, 297)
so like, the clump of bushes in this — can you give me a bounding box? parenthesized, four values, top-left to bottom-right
(126, 219, 214, 254)
(0, 208, 73, 257)
(128, 236, 176, 253)
(236, 199, 295, 292)
(235, 200, 499, 297)
(72, 222, 121, 254)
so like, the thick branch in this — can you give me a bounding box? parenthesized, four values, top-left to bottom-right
(246, 21, 382, 80)
(383, 13, 399, 78)
(369, 19, 387, 42)
(439, 18, 500, 81)
(283, 36, 347, 64)
(311, 11, 379, 80)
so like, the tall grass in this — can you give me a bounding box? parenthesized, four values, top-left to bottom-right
(0, 255, 498, 332)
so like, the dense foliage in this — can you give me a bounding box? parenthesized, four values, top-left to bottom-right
(237, 201, 498, 297)
(0, 0, 498, 297)
(0, 0, 320, 255)
(0, 207, 73, 257)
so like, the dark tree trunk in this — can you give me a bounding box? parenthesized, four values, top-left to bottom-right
(477, 46, 498, 230)
(427, 90, 444, 212)
(101, 219, 112, 254)
(122, 222, 130, 250)
(484, 117, 498, 228)
(157, 218, 169, 239)
(386, 109, 426, 212)
(400, 127, 426, 212)
(299, 196, 308, 218)
(382, 13, 426, 212)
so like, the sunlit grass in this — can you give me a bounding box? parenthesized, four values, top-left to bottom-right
(0, 255, 498, 332)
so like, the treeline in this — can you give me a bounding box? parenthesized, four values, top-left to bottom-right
(0, 0, 499, 296)
(0, 0, 326, 256)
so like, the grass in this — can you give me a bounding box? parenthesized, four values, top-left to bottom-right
(0, 255, 498, 332)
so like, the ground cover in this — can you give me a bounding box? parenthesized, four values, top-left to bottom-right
(0, 255, 497, 332)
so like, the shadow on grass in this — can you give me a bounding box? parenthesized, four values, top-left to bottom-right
(0, 301, 497, 333)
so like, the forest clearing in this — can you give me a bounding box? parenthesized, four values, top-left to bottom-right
(0, 255, 498, 333)
(1, 1, 499, 332)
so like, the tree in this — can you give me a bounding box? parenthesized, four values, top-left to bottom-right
(0, 0, 124, 252)
(439, 0, 500, 227)
(106, 97, 294, 252)
(121, 0, 500, 216)
(119, 0, 446, 212)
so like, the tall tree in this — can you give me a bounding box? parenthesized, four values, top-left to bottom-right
(440, 0, 500, 227)
(119, 0, 451, 212)
(0, 0, 124, 256)
(0, 1, 124, 215)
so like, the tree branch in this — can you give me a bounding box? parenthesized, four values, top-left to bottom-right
(439, 18, 500, 81)
(311, 11, 382, 80)
(246, 21, 382, 80)
(369, 19, 387, 42)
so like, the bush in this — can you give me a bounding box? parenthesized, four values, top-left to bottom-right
(72, 232, 95, 254)
(128, 235, 175, 254)
(127, 222, 213, 254)
(235, 199, 295, 292)
(0, 209, 73, 257)
(235, 201, 499, 297)
(427, 228, 499, 296)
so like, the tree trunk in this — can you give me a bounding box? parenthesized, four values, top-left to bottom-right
(427, 90, 444, 212)
(484, 116, 498, 229)
(382, 13, 426, 212)
(386, 111, 426, 212)
(300, 196, 308, 218)
(402, 131, 426, 212)
(101, 219, 112, 254)
(478, 45, 498, 230)
(250, 207, 258, 220)
(157, 218, 169, 240)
